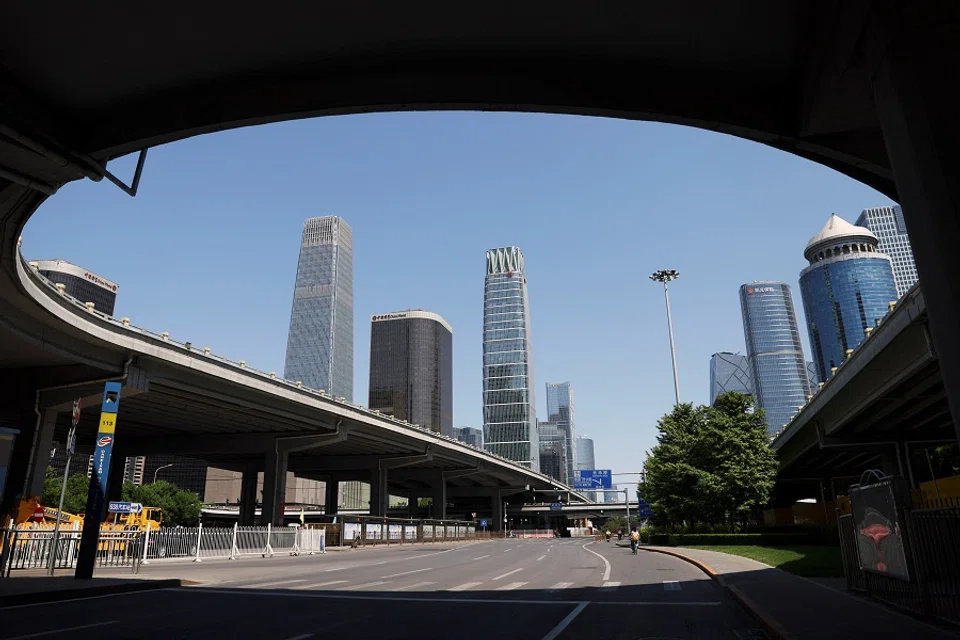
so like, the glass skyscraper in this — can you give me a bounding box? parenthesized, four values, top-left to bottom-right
(482, 246, 538, 470)
(855, 205, 919, 298)
(368, 310, 453, 434)
(283, 216, 354, 400)
(740, 282, 811, 433)
(708, 352, 752, 406)
(453, 426, 483, 448)
(575, 436, 598, 501)
(806, 361, 820, 390)
(537, 421, 568, 485)
(799, 214, 898, 384)
(545, 382, 577, 485)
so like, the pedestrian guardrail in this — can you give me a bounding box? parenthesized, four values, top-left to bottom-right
(337, 516, 476, 547)
(0, 525, 143, 575)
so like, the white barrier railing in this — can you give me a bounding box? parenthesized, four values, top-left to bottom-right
(139, 524, 326, 564)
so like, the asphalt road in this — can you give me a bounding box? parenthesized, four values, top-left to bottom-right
(0, 539, 766, 639)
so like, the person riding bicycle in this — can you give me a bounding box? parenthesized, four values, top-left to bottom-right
(604, 530, 611, 542)
(630, 527, 640, 554)
(617, 529, 623, 541)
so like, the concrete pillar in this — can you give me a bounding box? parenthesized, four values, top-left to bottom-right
(407, 494, 418, 519)
(491, 493, 503, 532)
(238, 463, 258, 526)
(873, 13, 960, 446)
(24, 408, 58, 498)
(324, 477, 339, 516)
(369, 466, 388, 517)
(431, 473, 446, 520)
(260, 447, 288, 525)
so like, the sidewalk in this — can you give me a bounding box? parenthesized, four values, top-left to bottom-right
(639, 545, 959, 640)
(0, 575, 181, 607)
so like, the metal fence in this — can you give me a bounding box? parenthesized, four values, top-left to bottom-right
(337, 516, 476, 547)
(1, 525, 143, 575)
(142, 523, 326, 563)
(838, 497, 960, 626)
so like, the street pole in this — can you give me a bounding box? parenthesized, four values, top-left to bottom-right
(48, 398, 80, 575)
(624, 488, 631, 528)
(153, 463, 174, 484)
(650, 269, 681, 405)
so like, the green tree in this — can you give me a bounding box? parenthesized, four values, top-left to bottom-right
(641, 393, 778, 530)
(121, 481, 202, 526)
(41, 467, 91, 515)
(703, 392, 778, 528)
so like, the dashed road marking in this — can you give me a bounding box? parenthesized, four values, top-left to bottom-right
(246, 579, 309, 588)
(392, 581, 436, 592)
(338, 581, 391, 591)
(294, 580, 347, 589)
(382, 567, 432, 579)
(495, 582, 528, 591)
(600, 581, 621, 591)
(547, 582, 574, 592)
(493, 568, 523, 580)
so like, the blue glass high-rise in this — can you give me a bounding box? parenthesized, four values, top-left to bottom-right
(799, 214, 898, 384)
(740, 282, 811, 433)
(709, 352, 752, 406)
(545, 382, 577, 484)
(482, 246, 538, 470)
(283, 216, 354, 400)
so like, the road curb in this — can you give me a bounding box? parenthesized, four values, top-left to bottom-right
(0, 578, 182, 608)
(638, 546, 790, 640)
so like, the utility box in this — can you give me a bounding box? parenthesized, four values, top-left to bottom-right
(0, 427, 20, 500)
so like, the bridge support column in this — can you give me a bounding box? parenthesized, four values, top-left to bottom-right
(407, 494, 418, 519)
(873, 14, 960, 447)
(261, 447, 288, 525)
(491, 493, 503, 532)
(369, 466, 388, 517)
(324, 477, 339, 516)
(23, 408, 58, 499)
(238, 463, 258, 526)
(431, 474, 446, 520)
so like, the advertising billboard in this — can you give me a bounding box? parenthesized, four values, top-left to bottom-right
(849, 478, 910, 581)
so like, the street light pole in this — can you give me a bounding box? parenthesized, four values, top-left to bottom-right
(153, 463, 174, 484)
(650, 269, 681, 405)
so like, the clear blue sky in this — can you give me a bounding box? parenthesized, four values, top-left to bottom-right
(23, 112, 895, 487)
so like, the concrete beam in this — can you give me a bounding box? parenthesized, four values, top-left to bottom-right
(291, 452, 431, 473)
(39, 364, 150, 412)
(117, 431, 336, 456)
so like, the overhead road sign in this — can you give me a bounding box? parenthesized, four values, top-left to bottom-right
(573, 469, 612, 489)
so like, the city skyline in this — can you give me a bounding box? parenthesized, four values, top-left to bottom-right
(545, 382, 578, 486)
(856, 205, 919, 299)
(23, 111, 898, 478)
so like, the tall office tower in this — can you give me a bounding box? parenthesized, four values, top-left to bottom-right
(545, 382, 577, 486)
(537, 421, 568, 484)
(368, 310, 453, 435)
(740, 282, 811, 433)
(806, 361, 820, 390)
(32, 259, 119, 315)
(800, 214, 899, 383)
(575, 435, 598, 501)
(482, 246, 538, 470)
(856, 205, 919, 298)
(283, 216, 354, 400)
(708, 352, 753, 406)
(453, 427, 483, 448)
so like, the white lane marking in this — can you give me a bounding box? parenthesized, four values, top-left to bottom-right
(582, 541, 612, 581)
(6, 621, 119, 639)
(371, 561, 389, 565)
(493, 567, 523, 580)
(294, 580, 347, 589)
(540, 602, 589, 640)
(536, 555, 546, 562)
(547, 582, 574, 592)
(600, 581, 621, 591)
(448, 582, 482, 591)
(324, 567, 347, 572)
(176, 588, 723, 606)
(382, 567, 433, 579)
(338, 580, 391, 591)
(495, 582, 528, 591)
(392, 581, 436, 591)
(663, 580, 681, 591)
(246, 579, 309, 588)
(284, 635, 314, 640)
(473, 555, 491, 560)
(504, 548, 513, 553)
(0, 590, 163, 610)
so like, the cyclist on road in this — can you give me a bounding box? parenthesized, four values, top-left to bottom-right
(630, 528, 640, 554)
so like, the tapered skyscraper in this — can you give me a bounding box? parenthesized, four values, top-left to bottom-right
(740, 282, 811, 433)
(482, 246, 538, 470)
(283, 216, 354, 400)
(546, 382, 577, 484)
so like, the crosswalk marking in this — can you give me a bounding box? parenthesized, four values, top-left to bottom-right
(382, 567, 432, 579)
(495, 582, 527, 591)
(338, 581, 391, 591)
(663, 580, 681, 591)
(246, 579, 309, 588)
(448, 582, 482, 591)
(392, 581, 436, 592)
(294, 580, 347, 589)
(600, 581, 621, 591)
(547, 582, 573, 592)
(493, 568, 523, 580)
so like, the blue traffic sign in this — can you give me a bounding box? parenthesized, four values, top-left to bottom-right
(549, 502, 564, 510)
(573, 469, 612, 490)
(637, 499, 654, 519)
(479, 519, 488, 528)
(108, 501, 142, 514)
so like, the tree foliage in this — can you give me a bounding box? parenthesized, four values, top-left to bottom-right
(642, 393, 778, 529)
(41, 467, 90, 514)
(121, 481, 202, 526)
